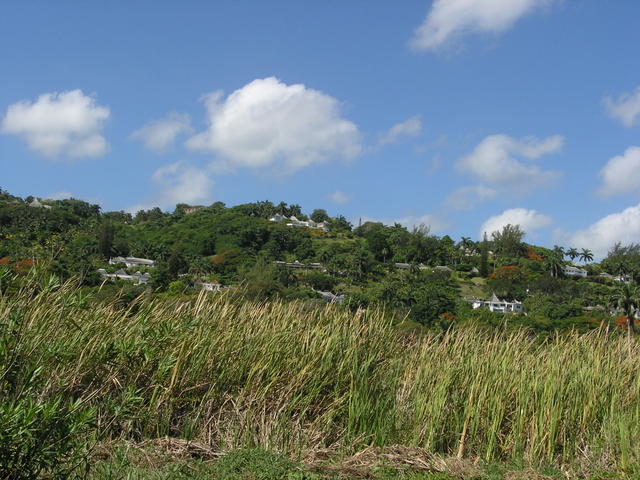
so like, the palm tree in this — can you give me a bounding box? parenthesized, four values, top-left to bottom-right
(567, 247, 579, 261)
(579, 248, 594, 263)
(611, 283, 640, 334)
(544, 251, 564, 278)
(553, 245, 566, 260)
(459, 237, 475, 255)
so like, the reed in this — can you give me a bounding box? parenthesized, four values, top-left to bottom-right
(2, 275, 639, 470)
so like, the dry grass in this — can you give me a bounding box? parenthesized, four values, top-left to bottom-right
(2, 274, 640, 473)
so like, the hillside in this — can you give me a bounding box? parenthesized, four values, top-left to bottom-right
(1, 188, 639, 333)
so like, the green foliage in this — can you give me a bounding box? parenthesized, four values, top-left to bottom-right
(479, 233, 489, 277)
(0, 307, 94, 480)
(524, 295, 583, 321)
(491, 224, 525, 257)
(0, 397, 93, 480)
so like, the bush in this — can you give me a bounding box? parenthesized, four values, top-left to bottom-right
(0, 397, 93, 480)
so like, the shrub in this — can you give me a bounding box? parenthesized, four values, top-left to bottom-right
(0, 397, 93, 480)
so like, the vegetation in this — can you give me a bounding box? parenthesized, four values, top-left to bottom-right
(4, 188, 640, 477)
(1, 273, 640, 477)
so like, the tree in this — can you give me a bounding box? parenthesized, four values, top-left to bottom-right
(553, 245, 566, 259)
(491, 224, 526, 257)
(98, 220, 114, 259)
(168, 251, 188, 278)
(310, 209, 329, 223)
(328, 215, 352, 232)
(579, 248, 594, 263)
(459, 237, 475, 255)
(479, 233, 489, 277)
(611, 283, 640, 334)
(544, 251, 564, 278)
(567, 247, 579, 261)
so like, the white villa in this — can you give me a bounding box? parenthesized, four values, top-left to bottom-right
(109, 256, 156, 268)
(98, 269, 150, 285)
(274, 260, 325, 271)
(469, 293, 524, 313)
(269, 214, 329, 231)
(599, 272, 632, 283)
(316, 290, 346, 304)
(394, 262, 430, 271)
(29, 198, 52, 209)
(195, 281, 222, 292)
(563, 265, 588, 278)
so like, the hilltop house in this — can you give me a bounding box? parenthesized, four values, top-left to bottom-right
(599, 272, 632, 283)
(109, 256, 156, 268)
(274, 260, 325, 271)
(269, 214, 329, 231)
(469, 293, 524, 313)
(98, 269, 150, 285)
(563, 265, 587, 278)
(394, 263, 430, 271)
(316, 290, 345, 304)
(28, 198, 52, 209)
(194, 281, 222, 292)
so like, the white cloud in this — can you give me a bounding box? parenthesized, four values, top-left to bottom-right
(1, 89, 110, 158)
(131, 113, 192, 153)
(568, 204, 640, 258)
(480, 208, 552, 239)
(129, 162, 213, 212)
(598, 146, 640, 197)
(410, 0, 557, 52)
(445, 184, 496, 210)
(328, 190, 350, 205)
(457, 134, 563, 189)
(187, 77, 361, 174)
(603, 86, 640, 127)
(378, 116, 422, 145)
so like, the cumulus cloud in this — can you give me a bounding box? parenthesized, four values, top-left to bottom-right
(480, 208, 552, 239)
(328, 190, 350, 205)
(129, 162, 213, 213)
(598, 146, 640, 197)
(410, 0, 557, 52)
(568, 204, 640, 258)
(445, 184, 497, 210)
(603, 86, 640, 127)
(457, 134, 563, 189)
(1, 89, 110, 158)
(131, 113, 192, 153)
(187, 77, 361, 174)
(378, 116, 422, 145)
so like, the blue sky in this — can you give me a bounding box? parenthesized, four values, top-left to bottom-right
(2, 1, 640, 256)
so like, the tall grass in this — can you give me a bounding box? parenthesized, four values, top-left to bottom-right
(2, 274, 640, 469)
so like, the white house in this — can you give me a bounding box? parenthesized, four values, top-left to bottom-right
(470, 293, 523, 313)
(563, 266, 587, 278)
(98, 269, 150, 285)
(315, 290, 346, 304)
(109, 256, 156, 268)
(269, 214, 329, 231)
(598, 272, 631, 283)
(28, 198, 52, 209)
(195, 281, 222, 292)
(274, 260, 325, 271)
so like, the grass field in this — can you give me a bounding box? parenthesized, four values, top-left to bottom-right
(1, 274, 640, 478)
